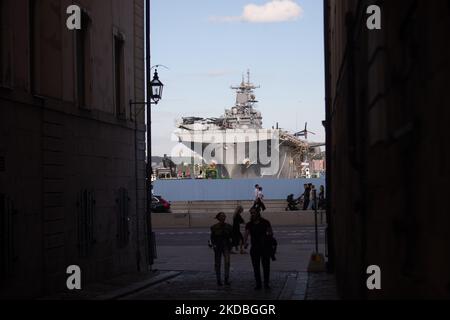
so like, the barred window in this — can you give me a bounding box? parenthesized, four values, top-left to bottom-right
(114, 34, 125, 119)
(75, 10, 92, 108)
(0, 0, 12, 87)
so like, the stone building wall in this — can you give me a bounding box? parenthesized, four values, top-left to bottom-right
(0, 0, 148, 298)
(325, 0, 450, 299)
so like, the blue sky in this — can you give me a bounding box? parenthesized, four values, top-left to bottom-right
(150, 0, 325, 156)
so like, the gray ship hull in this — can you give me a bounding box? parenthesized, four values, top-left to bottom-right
(178, 140, 301, 179)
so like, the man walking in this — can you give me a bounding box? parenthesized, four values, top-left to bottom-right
(210, 212, 233, 286)
(256, 186, 266, 211)
(244, 207, 274, 290)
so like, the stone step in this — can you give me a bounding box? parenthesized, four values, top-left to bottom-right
(169, 200, 295, 214)
(170, 201, 288, 206)
(171, 205, 289, 210)
(153, 211, 327, 228)
(169, 200, 288, 204)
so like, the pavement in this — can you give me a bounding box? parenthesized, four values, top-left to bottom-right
(41, 226, 338, 300)
(42, 269, 338, 301)
(305, 273, 339, 300)
(152, 226, 326, 272)
(39, 270, 181, 300)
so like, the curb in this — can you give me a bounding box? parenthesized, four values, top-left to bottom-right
(94, 271, 181, 300)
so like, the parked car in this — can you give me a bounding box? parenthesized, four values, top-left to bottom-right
(151, 195, 171, 213)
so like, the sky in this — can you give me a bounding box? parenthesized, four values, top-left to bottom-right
(150, 0, 325, 157)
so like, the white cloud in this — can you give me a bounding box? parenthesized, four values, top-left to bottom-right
(209, 0, 304, 24)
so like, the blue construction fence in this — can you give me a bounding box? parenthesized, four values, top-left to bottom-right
(153, 178, 326, 202)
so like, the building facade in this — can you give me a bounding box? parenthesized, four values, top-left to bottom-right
(325, 0, 450, 298)
(0, 0, 149, 298)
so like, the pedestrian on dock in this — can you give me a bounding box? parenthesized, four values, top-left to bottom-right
(319, 185, 326, 210)
(253, 184, 260, 205)
(257, 187, 266, 211)
(309, 185, 317, 210)
(302, 184, 311, 210)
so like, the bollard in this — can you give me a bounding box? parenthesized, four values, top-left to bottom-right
(307, 190, 326, 273)
(314, 190, 319, 254)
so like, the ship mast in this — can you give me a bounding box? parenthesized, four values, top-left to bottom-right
(222, 70, 263, 129)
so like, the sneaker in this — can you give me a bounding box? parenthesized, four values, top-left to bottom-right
(264, 284, 271, 290)
(254, 284, 262, 291)
(217, 281, 223, 286)
(225, 280, 231, 286)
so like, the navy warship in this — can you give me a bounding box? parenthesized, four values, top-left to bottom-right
(174, 71, 324, 179)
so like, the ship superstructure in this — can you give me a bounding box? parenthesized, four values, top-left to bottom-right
(174, 71, 322, 179)
(178, 71, 262, 131)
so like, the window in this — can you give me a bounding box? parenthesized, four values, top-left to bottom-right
(114, 35, 125, 118)
(29, 0, 36, 93)
(0, 194, 16, 283)
(0, 156, 5, 172)
(75, 10, 92, 108)
(77, 189, 95, 258)
(0, 0, 12, 87)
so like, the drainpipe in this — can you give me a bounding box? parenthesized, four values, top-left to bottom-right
(323, 0, 335, 274)
(145, 0, 154, 267)
(134, 110, 141, 272)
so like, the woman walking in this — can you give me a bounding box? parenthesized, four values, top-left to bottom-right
(232, 206, 246, 254)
